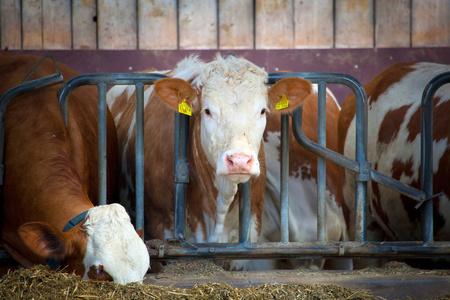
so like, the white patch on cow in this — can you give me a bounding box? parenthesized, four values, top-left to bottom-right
(82, 204, 149, 284)
(311, 85, 341, 110)
(436, 194, 450, 240)
(206, 175, 238, 242)
(106, 85, 128, 108)
(433, 138, 448, 174)
(122, 116, 136, 193)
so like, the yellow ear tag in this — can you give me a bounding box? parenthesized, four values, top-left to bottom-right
(178, 100, 192, 116)
(276, 95, 289, 110)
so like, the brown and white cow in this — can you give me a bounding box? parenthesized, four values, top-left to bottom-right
(0, 53, 149, 283)
(107, 54, 315, 269)
(249, 84, 350, 270)
(339, 62, 450, 264)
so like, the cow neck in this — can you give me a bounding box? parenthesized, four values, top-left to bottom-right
(188, 115, 239, 243)
(46, 209, 90, 269)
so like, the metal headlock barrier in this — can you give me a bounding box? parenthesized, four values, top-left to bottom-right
(1, 59, 450, 263)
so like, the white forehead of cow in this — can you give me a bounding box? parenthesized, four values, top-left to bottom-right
(170, 54, 268, 106)
(82, 204, 149, 284)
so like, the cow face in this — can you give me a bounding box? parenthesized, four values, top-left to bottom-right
(18, 204, 149, 284)
(155, 56, 314, 185)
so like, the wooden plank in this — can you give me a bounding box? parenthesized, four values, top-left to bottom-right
(73, 0, 97, 50)
(22, 0, 43, 49)
(335, 0, 374, 48)
(294, 0, 333, 49)
(219, 0, 253, 49)
(255, 0, 294, 49)
(179, 0, 217, 49)
(375, 0, 410, 48)
(412, 0, 450, 47)
(43, 0, 72, 49)
(98, 0, 137, 49)
(138, 0, 177, 50)
(1, 0, 21, 49)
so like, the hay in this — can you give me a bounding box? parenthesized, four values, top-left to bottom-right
(0, 265, 378, 300)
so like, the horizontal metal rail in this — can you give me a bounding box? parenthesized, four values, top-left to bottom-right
(149, 241, 450, 260)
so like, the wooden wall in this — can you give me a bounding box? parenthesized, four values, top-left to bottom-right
(1, 0, 449, 50)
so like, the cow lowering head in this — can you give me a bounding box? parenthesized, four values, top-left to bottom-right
(17, 204, 149, 284)
(154, 54, 314, 185)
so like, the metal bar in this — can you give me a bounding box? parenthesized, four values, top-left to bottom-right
(280, 114, 290, 243)
(149, 241, 450, 260)
(317, 81, 327, 243)
(59, 73, 167, 126)
(420, 72, 450, 244)
(97, 83, 107, 205)
(135, 83, 145, 233)
(239, 181, 251, 244)
(354, 74, 369, 244)
(174, 112, 190, 240)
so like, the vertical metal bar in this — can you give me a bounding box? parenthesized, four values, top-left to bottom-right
(280, 114, 290, 243)
(317, 82, 327, 243)
(135, 83, 145, 234)
(97, 83, 107, 206)
(420, 72, 450, 244)
(239, 180, 251, 244)
(174, 113, 189, 240)
(421, 90, 433, 244)
(354, 82, 369, 243)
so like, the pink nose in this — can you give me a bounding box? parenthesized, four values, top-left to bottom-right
(225, 153, 254, 174)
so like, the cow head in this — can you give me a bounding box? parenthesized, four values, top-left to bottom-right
(18, 204, 149, 284)
(155, 55, 314, 185)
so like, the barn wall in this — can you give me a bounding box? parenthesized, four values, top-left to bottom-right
(9, 47, 450, 105)
(1, 0, 450, 50)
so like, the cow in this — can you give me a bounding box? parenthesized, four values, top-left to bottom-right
(0, 53, 149, 283)
(106, 54, 316, 270)
(250, 84, 350, 270)
(338, 62, 450, 268)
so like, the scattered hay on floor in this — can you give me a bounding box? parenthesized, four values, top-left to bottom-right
(160, 259, 227, 277)
(0, 265, 378, 300)
(347, 261, 450, 276)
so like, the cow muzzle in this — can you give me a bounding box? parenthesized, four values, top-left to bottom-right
(224, 152, 255, 175)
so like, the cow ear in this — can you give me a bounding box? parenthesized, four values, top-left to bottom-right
(18, 222, 68, 259)
(268, 78, 314, 113)
(154, 78, 197, 111)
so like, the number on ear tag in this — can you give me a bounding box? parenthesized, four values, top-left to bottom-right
(276, 95, 289, 110)
(178, 100, 192, 116)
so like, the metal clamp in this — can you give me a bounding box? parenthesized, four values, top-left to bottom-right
(357, 161, 372, 182)
(174, 162, 190, 183)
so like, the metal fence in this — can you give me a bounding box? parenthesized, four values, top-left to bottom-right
(2, 57, 450, 262)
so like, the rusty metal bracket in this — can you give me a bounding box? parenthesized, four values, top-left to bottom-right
(356, 161, 372, 182)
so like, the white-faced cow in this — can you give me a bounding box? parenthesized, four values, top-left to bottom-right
(0, 53, 149, 283)
(250, 84, 349, 270)
(107, 54, 316, 269)
(339, 62, 450, 267)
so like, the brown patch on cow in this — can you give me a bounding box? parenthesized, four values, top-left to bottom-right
(391, 158, 414, 180)
(338, 63, 415, 156)
(378, 104, 412, 145)
(371, 181, 391, 229)
(407, 96, 450, 143)
(366, 63, 415, 105)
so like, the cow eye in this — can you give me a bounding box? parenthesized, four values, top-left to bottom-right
(205, 108, 211, 116)
(260, 108, 266, 115)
